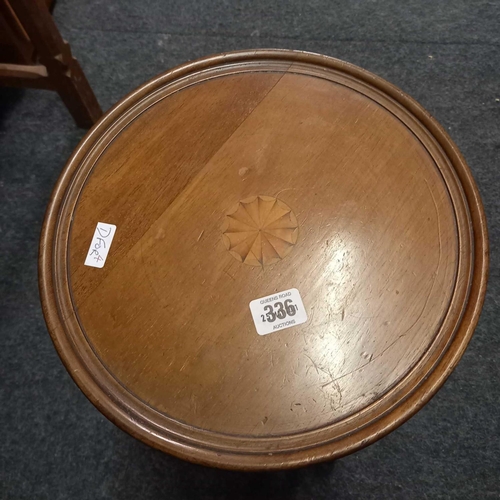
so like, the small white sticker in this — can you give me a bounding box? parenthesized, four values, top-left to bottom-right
(249, 288, 308, 336)
(84, 222, 116, 268)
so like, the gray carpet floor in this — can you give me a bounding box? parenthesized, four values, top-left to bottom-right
(1, 1, 499, 498)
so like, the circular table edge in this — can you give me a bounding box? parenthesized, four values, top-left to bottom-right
(38, 49, 489, 470)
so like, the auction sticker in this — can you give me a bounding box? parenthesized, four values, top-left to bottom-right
(84, 222, 116, 268)
(249, 288, 308, 336)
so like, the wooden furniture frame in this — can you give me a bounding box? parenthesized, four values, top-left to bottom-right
(39, 50, 489, 469)
(0, 0, 101, 127)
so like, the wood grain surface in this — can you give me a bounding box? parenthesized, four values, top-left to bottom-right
(39, 50, 488, 469)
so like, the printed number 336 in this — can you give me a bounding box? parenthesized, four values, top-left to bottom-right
(261, 299, 297, 323)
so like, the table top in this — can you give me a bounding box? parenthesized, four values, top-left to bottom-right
(39, 49, 488, 470)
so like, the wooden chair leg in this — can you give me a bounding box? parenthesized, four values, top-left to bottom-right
(8, 0, 102, 127)
(52, 42, 102, 128)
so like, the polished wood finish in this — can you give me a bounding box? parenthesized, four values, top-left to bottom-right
(0, 0, 101, 127)
(39, 50, 488, 470)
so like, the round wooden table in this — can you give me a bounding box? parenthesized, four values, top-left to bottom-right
(39, 50, 488, 470)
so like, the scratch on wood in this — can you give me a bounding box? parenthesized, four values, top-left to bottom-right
(223, 269, 235, 281)
(303, 353, 320, 375)
(275, 187, 297, 197)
